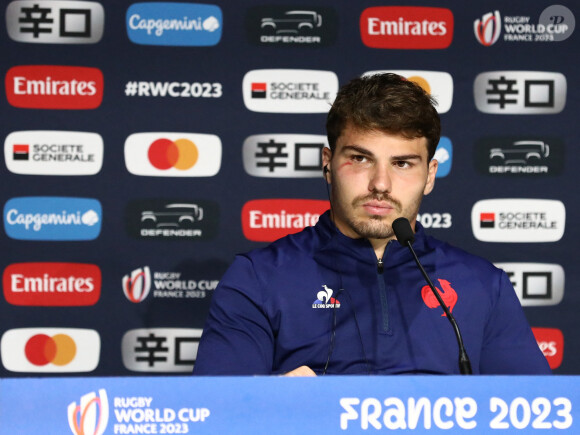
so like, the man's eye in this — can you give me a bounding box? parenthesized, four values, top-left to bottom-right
(351, 155, 367, 163)
(394, 161, 410, 168)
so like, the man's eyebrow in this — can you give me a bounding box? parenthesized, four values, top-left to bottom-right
(391, 154, 423, 161)
(340, 145, 374, 156)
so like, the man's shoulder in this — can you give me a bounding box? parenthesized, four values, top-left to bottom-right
(424, 233, 501, 275)
(242, 223, 324, 269)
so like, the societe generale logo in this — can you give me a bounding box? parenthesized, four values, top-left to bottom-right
(242, 69, 338, 113)
(471, 199, 565, 242)
(68, 389, 109, 435)
(5, 65, 104, 109)
(242, 199, 329, 242)
(360, 7, 453, 49)
(0, 327, 100, 372)
(532, 327, 564, 370)
(3, 262, 101, 306)
(4, 130, 104, 175)
(124, 132, 221, 177)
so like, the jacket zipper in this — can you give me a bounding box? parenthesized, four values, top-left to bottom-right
(377, 244, 389, 333)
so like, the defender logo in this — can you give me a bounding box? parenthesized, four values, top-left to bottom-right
(474, 137, 564, 176)
(125, 199, 219, 240)
(245, 6, 337, 46)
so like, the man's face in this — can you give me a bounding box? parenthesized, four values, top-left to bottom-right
(322, 124, 438, 241)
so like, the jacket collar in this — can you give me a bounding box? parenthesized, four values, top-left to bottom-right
(313, 210, 430, 272)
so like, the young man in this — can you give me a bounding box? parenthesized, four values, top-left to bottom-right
(194, 73, 551, 376)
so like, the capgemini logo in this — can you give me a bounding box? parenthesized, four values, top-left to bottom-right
(474, 11, 501, 46)
(122, 266, 152, 303)
(67, 389, 109, 435)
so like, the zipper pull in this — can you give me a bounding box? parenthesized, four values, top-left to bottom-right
(377, 258, 384, 274)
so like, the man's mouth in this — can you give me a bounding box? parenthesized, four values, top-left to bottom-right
(362, 201, 395, 216)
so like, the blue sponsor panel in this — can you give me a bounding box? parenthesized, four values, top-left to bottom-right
(3, 197, 102, 241)
(126, 2, 223, 46)
(0, 376, 577, 433)
(435, 136, 452, 178)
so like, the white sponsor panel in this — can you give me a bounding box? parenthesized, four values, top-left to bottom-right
(124, 132, 221, 177)
(6, 1, 104, 44)
(474, 71, 566, 114)
(242, 69, 338, 113)
(243, 134, 328, 177)
(471, 199, 565, 242)
(1, 327, 100, 372)
(495, 262, 564, 306)
(122, 328, 202, 372)
(364, 70, 453, 113)
(4, 131, 103, 175)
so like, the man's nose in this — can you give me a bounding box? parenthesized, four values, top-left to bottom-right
(369, 164, 392, 193)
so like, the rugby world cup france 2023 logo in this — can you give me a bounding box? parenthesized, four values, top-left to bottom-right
(122, 266, 152, 303)
(67, 389, 109, 435)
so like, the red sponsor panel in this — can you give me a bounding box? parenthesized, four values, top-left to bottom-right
(3, 263, 101, 306)
(5, 65, 103, 109)
(532, 327, 564, 370)
(242, 199, 330, 242)
(360, 7, 453, 49)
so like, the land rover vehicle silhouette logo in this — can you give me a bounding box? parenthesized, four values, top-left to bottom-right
(141, 203, 203, 228)
(489, 140, 550, 164)
(261, 10, 322, 34)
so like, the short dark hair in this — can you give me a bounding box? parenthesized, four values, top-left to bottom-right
(326, 73, 441, 160)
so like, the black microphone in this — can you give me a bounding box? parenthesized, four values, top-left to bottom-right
(392, 217, 472, 375)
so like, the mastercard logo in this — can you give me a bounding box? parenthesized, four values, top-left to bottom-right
(407, 76, 431, 94)
(1, 327, 100, 372)
(148, 138, 198, 170)
(125, 132, 222, 177)
(25, 333, 77, 366)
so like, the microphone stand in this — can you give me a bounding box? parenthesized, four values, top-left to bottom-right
(393, 217, 472, 375)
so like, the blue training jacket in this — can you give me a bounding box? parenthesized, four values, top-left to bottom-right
(194, 211, 551, 375)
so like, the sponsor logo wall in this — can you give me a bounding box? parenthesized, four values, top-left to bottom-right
(1, 0, 578, 378)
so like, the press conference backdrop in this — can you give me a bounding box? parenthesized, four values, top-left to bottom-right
(0, 1, 578, 377)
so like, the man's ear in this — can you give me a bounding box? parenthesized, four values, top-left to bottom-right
(423, 158, 438, 195)
(322, 147, 332, 183)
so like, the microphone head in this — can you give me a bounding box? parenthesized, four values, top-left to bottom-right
(392, 217, 415, 246)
